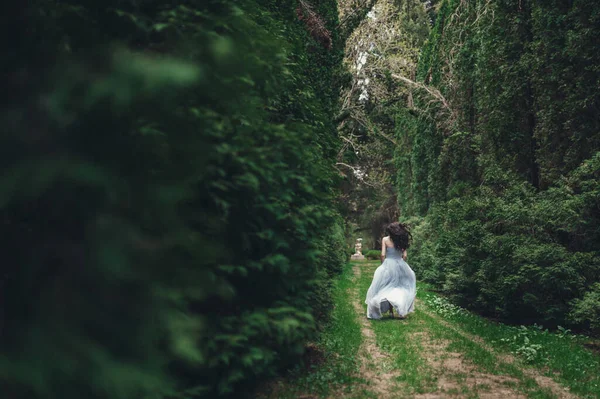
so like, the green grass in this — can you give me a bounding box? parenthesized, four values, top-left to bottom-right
(421, 309, 556, 399)
(257, 262, 365, 398)
(420, 284, 600, 399)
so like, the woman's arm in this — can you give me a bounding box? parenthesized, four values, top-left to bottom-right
(380, 238, 386, 262)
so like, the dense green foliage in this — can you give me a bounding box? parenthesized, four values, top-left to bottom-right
(258, 262, 365, 398)
(396, 0, 600, 332)
(364, 249, 382, 260)
(0, 0, 346, 398)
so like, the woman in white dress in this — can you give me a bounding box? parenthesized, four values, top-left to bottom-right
(365, 222, 416, 319)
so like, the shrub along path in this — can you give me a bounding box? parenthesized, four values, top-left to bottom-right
(258, 261, 600, 398)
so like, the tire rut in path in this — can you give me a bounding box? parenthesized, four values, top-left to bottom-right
(350, 264, 404, 398)
(416, 299, 579, 399)
(410, 328, 522, 399)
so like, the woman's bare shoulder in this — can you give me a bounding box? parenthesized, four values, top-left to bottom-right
(382, 236, 395, 248)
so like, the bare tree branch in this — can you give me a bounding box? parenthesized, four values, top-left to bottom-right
(391, 73, 451, 111)
(335, 162, 378, 187)
(297, 0, 332, 49)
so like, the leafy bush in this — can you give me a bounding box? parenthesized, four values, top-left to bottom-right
(570, 284, 600, 333)
(364, 250, 381, 260)
(408, 158, 600, 331)
(0, 0, 344, 398)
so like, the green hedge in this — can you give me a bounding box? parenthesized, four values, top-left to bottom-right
(397, 0, 600, 333)
(408, 156, 600, 330)
(0, 0, 344, 398)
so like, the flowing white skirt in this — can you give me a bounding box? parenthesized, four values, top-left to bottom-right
(365, 256, 416, 319)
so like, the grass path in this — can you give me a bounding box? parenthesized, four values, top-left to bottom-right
(350, 262, 404, 398)
(258, 261, 600, 398)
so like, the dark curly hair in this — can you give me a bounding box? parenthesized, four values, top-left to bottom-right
(385, 222, 412, 251)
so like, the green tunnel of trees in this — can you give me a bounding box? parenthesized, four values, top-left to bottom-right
(1, 0, 599, 398)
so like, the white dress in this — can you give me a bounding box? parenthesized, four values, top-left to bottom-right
(365, 246, 416, 319)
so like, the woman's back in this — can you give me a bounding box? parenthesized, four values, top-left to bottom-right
(384, 245, 403, 260)
(382, 235, 406, 261)
(366, 224, 416, 320)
